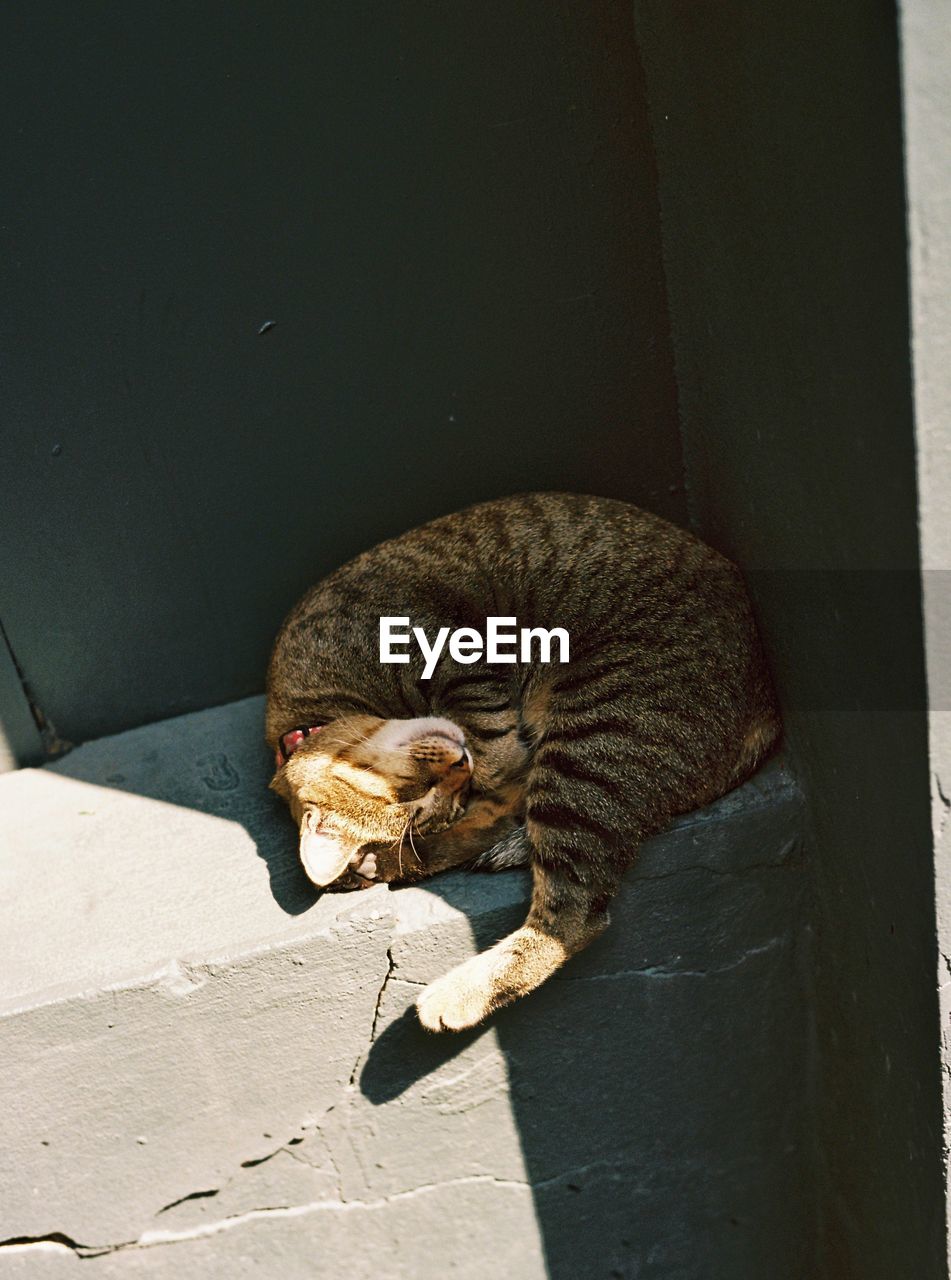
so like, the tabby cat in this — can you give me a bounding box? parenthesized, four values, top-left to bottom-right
(266, 493, 779, 1032)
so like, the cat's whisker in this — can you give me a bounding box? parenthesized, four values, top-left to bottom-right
(407, 822, 421, 867)
(331, 725, 380, 752)
(396, 813, 413, 878)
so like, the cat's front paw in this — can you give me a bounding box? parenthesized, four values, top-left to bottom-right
(416, 955, 496, 1032)
(317, 846, 383, 892)
(351, 847, 378, 880)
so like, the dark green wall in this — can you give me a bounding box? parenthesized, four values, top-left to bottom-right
(0, 1, 682, 750)
(633, 1, 945, 1274)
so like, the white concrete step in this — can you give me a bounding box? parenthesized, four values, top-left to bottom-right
(0, 697, 809, 1279)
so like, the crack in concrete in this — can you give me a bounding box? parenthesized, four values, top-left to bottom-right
(347, 945, 396, 1088)
(0, 614, 73, 758)
(387, 933, 787, 992)
(369, 946, 396, 1045)
(315, 1126, 346, 1200)
(0, 1161, 646, 1258)
(156, 1187, 219, 1216)
(0, 1232, 135, 1261)
(634, 852, 801, 883)
(283, 1143, 319, 1169)
(558, 936, 785, 982)
(202, 948, 390, 1218)
(0, 1231, 92, 1256)
(0, 1126, 343, 1258)
(238, 1137, 303, 1170)
(146, 1129, 319, 1233)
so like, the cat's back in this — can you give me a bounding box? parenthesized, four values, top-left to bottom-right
(276, 491, 751, 656)
(267, 492, 779, 783)
(378, 491, 740, 627)
(332, 491, 724, 601)
(397, 490, 698, 566)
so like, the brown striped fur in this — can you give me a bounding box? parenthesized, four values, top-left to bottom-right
(266, 493, 780, 1030)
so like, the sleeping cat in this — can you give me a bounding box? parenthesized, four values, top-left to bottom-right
(266, 493, 779, 1031)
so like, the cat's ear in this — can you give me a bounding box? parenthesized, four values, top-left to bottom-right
(298, 806, 353, 886)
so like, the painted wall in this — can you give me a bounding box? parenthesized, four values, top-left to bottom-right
(901, 0, 951, 1269)
(0, 2, 681, 752)
(633, 1, 946, 1274)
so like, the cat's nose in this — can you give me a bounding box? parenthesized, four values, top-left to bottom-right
(435, 745, 472, 791)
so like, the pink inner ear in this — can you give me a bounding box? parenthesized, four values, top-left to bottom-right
(277, 725, 323, 768)
(282, 728, 307, 759)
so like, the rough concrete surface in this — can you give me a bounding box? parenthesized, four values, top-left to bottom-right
(1, 697, 809, 1278)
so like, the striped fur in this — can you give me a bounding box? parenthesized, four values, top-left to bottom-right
(266, 493, 779, 1030)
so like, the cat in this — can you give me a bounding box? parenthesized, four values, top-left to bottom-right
(266, 492, 780, 1031)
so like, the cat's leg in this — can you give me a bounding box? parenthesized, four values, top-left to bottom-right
(415, 854, 618, 1031)
(415, 699, 659, 1029)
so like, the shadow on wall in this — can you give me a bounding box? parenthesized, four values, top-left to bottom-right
(38, 697, 814, 1279)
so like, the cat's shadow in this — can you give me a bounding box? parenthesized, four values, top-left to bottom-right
(256, 804, 525, 1104)
(251, 795, 525, 1103)
(251, 797, 324, 915)
(357, 874, 519, 1105)
(358, 1002, 489, 1105)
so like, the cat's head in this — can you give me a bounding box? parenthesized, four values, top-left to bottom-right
(269, 715, 472, 886)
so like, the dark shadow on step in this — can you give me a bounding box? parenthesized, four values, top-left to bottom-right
(358, 850, 816, 1280)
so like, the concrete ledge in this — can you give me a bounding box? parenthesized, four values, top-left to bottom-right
(0, 697, 810, 1278)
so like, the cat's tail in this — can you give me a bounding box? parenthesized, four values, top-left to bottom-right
(470, 825, 533, 871)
